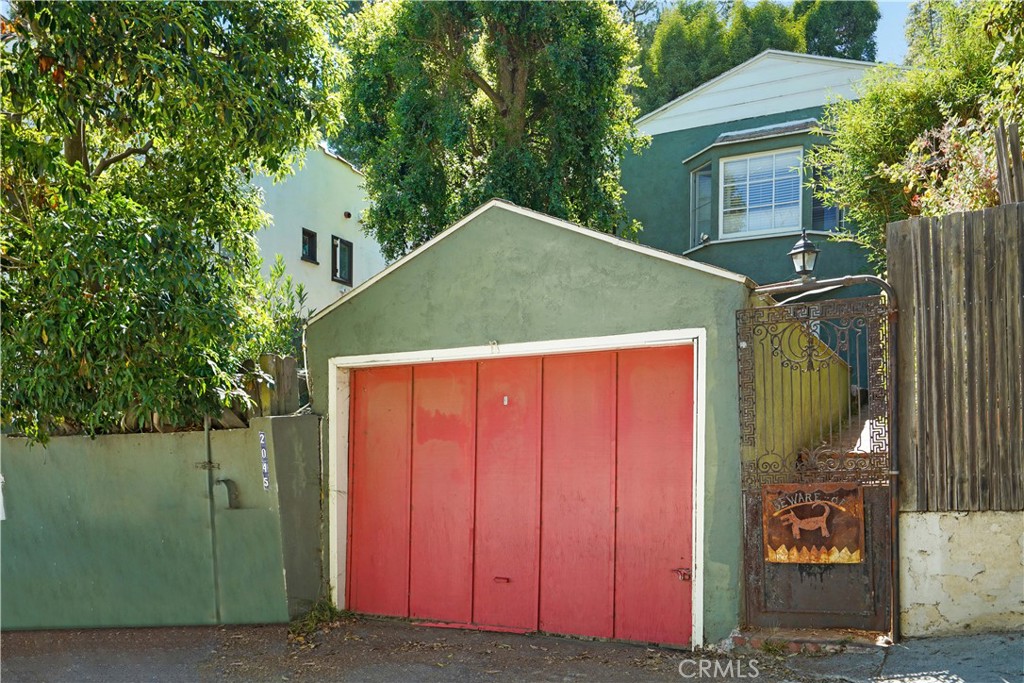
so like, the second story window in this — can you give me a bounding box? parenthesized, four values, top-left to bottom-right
(690, 163, 713, 248)
(301, 229, 318, 264)
(811, 167, 845, 231)
(721, 148, 802, 238)
(331, 235, 353, 286)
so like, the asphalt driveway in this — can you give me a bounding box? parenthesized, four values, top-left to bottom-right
(2, 615, 1021, 683)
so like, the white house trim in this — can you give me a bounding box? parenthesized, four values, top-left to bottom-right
(683, 229, 836, 256)
(307, 200, 752, 325)
(326, 327, 710, 647)
(636, 50, 876, 137)
(637, 50, 874, 128)
(680, 119, 821, 166)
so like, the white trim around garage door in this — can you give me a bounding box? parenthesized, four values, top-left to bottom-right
(326, 327, 709, 647)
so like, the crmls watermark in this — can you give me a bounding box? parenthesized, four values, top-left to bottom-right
(678, 658, 760, 679)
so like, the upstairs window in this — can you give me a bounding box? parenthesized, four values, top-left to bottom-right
(810, 167, 845, 231)
(301, 229, 318, 264)
(331, 235, 353, 286)
(690, 163, 713, 248)
(721, 148, 802, 238)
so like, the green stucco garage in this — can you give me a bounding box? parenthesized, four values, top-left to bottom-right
(305, 200, 756, 645)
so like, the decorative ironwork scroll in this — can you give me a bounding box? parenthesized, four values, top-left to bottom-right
(737, 296, 891, 490)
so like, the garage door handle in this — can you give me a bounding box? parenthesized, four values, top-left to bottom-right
(493, 576, 511, 583)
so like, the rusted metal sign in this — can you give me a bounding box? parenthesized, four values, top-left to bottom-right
(762, 483, 864, 564)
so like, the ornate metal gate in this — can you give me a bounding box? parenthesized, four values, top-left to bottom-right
(736, 295, 894, 632)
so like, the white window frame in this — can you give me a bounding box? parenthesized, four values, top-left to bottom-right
(690, 162, 713, 249)
(718, 146, 803, 240)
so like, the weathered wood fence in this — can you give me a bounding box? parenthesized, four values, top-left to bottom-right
(887, 203, 1023, 511)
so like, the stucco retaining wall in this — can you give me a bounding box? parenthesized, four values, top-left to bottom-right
(0, 415, 322, 629)
(900, 511, 1024, 636)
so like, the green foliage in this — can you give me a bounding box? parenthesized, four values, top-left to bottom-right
(797, 0, 879, 61)
(807, 0, 1003, 270)
(1, 1, 345, 441)
(641, 1, 728, 111)
(638, 0, 878, 114)
(331, 0, 647, 262)
(985, 0, 1024, 124)
(724, 0, 803, 63)
(878, 118, 999, 216)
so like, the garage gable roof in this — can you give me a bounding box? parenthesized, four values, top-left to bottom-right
(307, 199, 753, 325)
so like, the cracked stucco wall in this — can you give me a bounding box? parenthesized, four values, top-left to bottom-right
(900, 511, 1024, 637)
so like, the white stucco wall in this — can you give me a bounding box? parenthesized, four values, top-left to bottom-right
(254, 146, 387, 315)
(900, 511, 1024, 637)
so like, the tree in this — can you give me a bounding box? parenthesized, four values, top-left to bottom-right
(796, 0, 879, 62)
(332, 1, 646, 261)
(641, 1, 728, 112)
(806, 0, 1000, 270)
(724, 0, 803, 64)
(1, 1, 346, 440)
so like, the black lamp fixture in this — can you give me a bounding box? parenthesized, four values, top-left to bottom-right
(788, 229, 820, 280)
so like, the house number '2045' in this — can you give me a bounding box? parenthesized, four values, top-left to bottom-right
(260, 431, 270, 490)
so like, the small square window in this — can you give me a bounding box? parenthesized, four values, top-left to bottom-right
(301, 229, 318, 264)
(331, 235, 353, 286)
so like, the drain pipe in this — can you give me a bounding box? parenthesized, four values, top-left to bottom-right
(755, 274, 901, 642)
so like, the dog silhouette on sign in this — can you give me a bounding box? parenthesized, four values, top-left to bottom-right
(778, 502, 830, 539)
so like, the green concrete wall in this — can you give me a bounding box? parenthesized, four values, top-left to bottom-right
(265, 414, 324, 617)
(687, 236, 872, 289)
(305, 204, 754, 643)
(1, 431, 218, 628)
(621, 107, 872, 286)
(0, 416, 318, 629)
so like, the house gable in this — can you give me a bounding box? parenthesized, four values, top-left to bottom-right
(255, 145, 387, 313)
(637, 51, 875, 137)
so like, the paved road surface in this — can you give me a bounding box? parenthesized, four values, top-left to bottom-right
(2, 616, 1021, 682)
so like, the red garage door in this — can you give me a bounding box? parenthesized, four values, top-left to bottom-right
(347, 346, 695, 646)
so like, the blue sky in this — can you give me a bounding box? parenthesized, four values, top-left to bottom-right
(876, 1, 912, 64)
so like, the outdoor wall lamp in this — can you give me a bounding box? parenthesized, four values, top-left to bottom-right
(788, 229, 820, 280)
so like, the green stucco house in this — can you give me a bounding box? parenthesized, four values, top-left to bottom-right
(622, 50, 877, 286)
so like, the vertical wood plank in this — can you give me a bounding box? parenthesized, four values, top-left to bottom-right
(473, 357, 542, 630)
(1011, 204, 1024, 509)
(888, 220, 921, 511)
(1010, 204, 1024, 510)
(409, 362, 476, 623)
(348, 366, 412, 617)
(969, 211, 992, 510)
(540, 352, 616, 639)
(614, 346, 694, 646)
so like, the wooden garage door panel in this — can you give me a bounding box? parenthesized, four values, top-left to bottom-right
(539, 352, 616, 639)
(348, 366, 412, 617)
(474, 357, 542, 630)
(615, 345, 695, 645)
(409, 362, 477, 623)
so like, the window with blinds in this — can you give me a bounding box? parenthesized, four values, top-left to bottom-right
(721, 148, 802, 237)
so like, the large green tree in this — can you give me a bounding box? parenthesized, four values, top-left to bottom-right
(331, 0, 646, 261)
(806, 0, 1003, 270)
(795, 0, 879, 61)
(640, 1, 729, 112)
(1, 1, 345, 440)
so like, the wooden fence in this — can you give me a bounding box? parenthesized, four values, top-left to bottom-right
(887, 203, 1023, 512)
